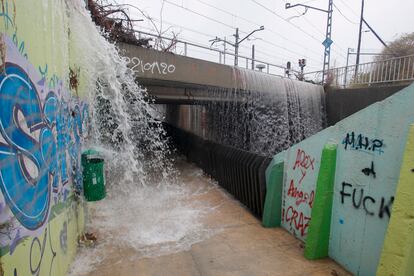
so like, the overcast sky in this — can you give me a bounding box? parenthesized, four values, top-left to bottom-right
(117, 0, 413, 73)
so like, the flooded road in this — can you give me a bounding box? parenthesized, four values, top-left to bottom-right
(69, 158, 350, 276)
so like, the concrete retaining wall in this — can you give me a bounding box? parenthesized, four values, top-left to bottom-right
(265, 83, 414, 275)
(326, 84, 409, 126)
(0, 1, 90, 275)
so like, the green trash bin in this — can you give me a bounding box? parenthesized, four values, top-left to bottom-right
(82, 149, 106, 201)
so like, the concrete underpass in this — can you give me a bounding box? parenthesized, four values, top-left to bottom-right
(1, 4, 414, 275)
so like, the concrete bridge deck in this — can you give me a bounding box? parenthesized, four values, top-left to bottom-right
(118, 42, 311, 105)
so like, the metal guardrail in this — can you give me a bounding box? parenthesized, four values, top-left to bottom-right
(132, 31, 414, 88)
(134, 30, 299, 76)
(304, 54, 414, 88)
(166, 124, 271, 219)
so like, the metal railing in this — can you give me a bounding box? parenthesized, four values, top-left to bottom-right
(134, 30, 299, 76)
(304, 54, 414, 88)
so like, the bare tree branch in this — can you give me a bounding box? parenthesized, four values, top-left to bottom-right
(88, 0, 181, 52)
(87, 0, 151, 48)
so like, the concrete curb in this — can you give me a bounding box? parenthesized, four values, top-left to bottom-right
(262, 162, 284, 228)
(377, 124, 414, 275)
(304, 143, 337, 260)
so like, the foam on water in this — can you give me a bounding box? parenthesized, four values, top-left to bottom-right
(67, 1, 221, 274)
(68, 161, 224, 275)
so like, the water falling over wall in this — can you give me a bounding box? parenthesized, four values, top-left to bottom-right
(67, 2, 224, 271)
(165, 68, 326, 156)
(67, 0, 177, 190)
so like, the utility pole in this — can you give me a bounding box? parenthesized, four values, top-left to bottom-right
(210, 26, 264, 67)
(285, 1, 333, 84)
(223, 36, 227, 64)
(355, 0, 364, 73)
(234, 28, 240, 66)
(346, 48, 353, 68)
(322, 0, 333, 83)
(344, 47, 353, 86)
(251, 45, 255, 69)
(355, 0, 390, 77)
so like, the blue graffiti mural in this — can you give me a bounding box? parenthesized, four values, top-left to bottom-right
(0, 39, 88, 231)
(0, 63, 51, 230)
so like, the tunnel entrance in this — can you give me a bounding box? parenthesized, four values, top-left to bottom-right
(165, 124, 271, 219)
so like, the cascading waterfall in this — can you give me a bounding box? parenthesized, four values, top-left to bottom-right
(165, 67, 326, 156)
(67, 1, 222, 274)
(69, 1, 175, 190)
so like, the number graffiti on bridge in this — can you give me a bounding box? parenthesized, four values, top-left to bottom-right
(126, 57, 176, 75)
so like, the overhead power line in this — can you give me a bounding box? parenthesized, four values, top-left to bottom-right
(114, 1, 220, 40)
(139, 19, 315, 66)
(282, 0, 352, 57)
(163, 0, 236, 29)
(162, 0, 323, 64)
(283, 0, 325, 37)
(194, 0, 323, 57)
(260, 39, 321, 64)
(162, 0, 262, 38)
(137, 25, 299, 66)
(195, 0, 246, 21)
(146, 17, 217, 39)
(132, 0, 328, 66)
(136, 25, 223, 50)
(333, 3, 358, 25)
(128, 0, 345, 67)
(249, 0, 322, 44)
(249, 0, 348, 60)
(142, 17, 312, 64)
(338, 0, 360, 17)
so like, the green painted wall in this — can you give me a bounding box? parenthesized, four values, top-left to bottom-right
(304, 143, 337, 260)
(262, 162, 284, 227)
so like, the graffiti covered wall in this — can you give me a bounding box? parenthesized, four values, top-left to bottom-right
(0, 0, 89, 275)
(280, 133, 329, 241)
(269, 83, 414, 275)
